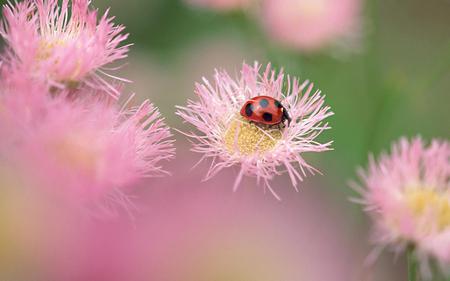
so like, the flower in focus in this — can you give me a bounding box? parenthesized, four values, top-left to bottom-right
(353, 137, 450, 278)
(7, 94, 174, 214)
(0, 0, 130, 98)
(176, 62, 333, 198)
(262, 0, 361, 52)
(184, 0, 253, 11)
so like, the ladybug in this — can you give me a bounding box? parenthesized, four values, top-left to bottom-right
(240, 96, 291, 127)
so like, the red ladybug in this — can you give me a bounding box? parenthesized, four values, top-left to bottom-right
(240, 96, 291, 126)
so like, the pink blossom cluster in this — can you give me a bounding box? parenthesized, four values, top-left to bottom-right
(0, 0, 174, 215)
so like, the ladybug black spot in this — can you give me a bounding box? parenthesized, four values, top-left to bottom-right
(259, 99, 269, 108)
(262, 112, 273, 122)
(274, 100, 282, 108)
(245, 103, 253, 117)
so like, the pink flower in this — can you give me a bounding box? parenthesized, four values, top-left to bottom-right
(353, 137, 450, 279)
(262, 0, 361, 52)
(8, 94, 174, 214)
(176, 62, 333, 198)
(184, 0, 253, 11)
(0, 0, 130, 98)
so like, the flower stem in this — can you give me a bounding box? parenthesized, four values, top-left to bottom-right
(407, 248, 418, 281)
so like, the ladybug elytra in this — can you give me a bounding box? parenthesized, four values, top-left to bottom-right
(240, 96, 291, 126)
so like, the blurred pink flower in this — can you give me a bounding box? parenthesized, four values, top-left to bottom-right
(8, 94, 174, 214)
(262, 0, 361, 52)
(353, 137, 450, 279)
(37, 153, 361, 281)
(185, 0, 253, 11)
(176, 62, 333, 198)
(0, 0, 130, 98)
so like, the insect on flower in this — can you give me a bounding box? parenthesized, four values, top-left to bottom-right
(176, 62, 333, 199)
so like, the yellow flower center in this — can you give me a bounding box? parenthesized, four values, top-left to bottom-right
(224, 116, 282, 156)
(36, 38, 83, 84)
(36, 39, 65, 61)
(405, 187, 450, 232)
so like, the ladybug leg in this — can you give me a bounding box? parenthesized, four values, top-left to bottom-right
(282, 107, 292, 126)
(283, 110, 292, 126)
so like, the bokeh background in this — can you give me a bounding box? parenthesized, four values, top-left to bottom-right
(1, 0, 449, 280)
